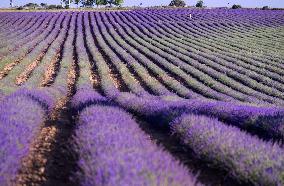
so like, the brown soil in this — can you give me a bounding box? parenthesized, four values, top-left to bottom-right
(67, 61, 77, 97)
(16, 125, 57, 185)
(41, 52, 61, 87)
(0, 56, 25, 80)
(15, 50, 47, 85)
(108, 67, 125, 90)
(15, 99, 79, 186)
(90, 72, 100, 90)
(15, 21, 80, 184)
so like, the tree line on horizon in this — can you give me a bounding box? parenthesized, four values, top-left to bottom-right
(9, 0, 124, 9)
(71, 0, 124, 7)
(168, 0, 273, 9)
(9, 0, 275, 10)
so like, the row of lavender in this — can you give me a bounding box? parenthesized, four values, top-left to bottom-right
(0, 89, 52, 185)
(1, 10, 284, 104)
(73, 11, 284, 105)
(0, 9, 284, 185)
(0, 11, 76, 184)
(1, 86, 284, 185)
(101, 11, 284, 104)
(60, 13, 284, 181)
(72, 87, 284, 185)
(70, 21, 284, 181)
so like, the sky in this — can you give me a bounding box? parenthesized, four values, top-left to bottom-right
(1, 0, 284, 8)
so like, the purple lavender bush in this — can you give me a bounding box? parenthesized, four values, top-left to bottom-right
(74, 105, 198, 186)
(10, 88, 55, 112)
(114, 93, 284, 141)
(0, 90, 4, 102)
(71, 86, 110, 111)
(0, 91, 48, 185)
(171, 114, 284, 185)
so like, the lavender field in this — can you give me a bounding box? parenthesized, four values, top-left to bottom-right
(0, 8, 284, 186)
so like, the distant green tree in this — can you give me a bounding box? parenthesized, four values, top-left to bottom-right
(23, 3, 39, 9)
(196, 0, 203, 8)
(47, 4, 61, 9)
(74, 0, 80, 7)
(107, 0, 123, 7)
(24, 3, 39, 7)
(82, 0, 95, 6)
(56, 5, 64, 9)
(40, 3, 47, 7)
(114, 0, 124, 6)
(232, 4, 241, 9)
(169, 0, 186, 7)
(95, 0, 107, 7)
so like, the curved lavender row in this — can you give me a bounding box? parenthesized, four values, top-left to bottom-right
(0, 16, 29, 40)
(0, 91, 49, 185)
(74, 105, 198, 186)
(96, 12, 233, 102)
(0, 14, 48, 56)
(0, 14, 26, 35)
(84, 13, 120, 98)
(108, 12, 274, 104)
(92, 12, 207, 100)
(174, 20, 284, 65)
(0, 14, 43, 46)
(170, 114, 284, 185)
(0, 13, 30, 30)
(10, 88, 56, 112)
(0, 16, 44, 49)
(71, 86, 110, 111)
(84, 12, 150, 97)
(133, 11, 282, 61)
(174, 21, 284, 77)
(24, 12, 71, 88)
(120, 13, 284, 103)
(0, 13, 59, 73)
(83, 11, 171, 97)
(133, 12, 284, 78)
(138, 10, 284, 65)
(113, 93, 284, 141)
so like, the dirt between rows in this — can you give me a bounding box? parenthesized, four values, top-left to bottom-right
(15, 104, 246, 186)
(15, 100, 79, 186)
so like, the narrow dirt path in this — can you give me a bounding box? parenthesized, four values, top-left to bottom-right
(15, 14, 80, 185)
(15, 100, 79, 186)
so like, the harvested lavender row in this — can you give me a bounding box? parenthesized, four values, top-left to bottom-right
(0, 90, 50, 185)
(170, 114, 284, 185)
(74, 105, 198, 186)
